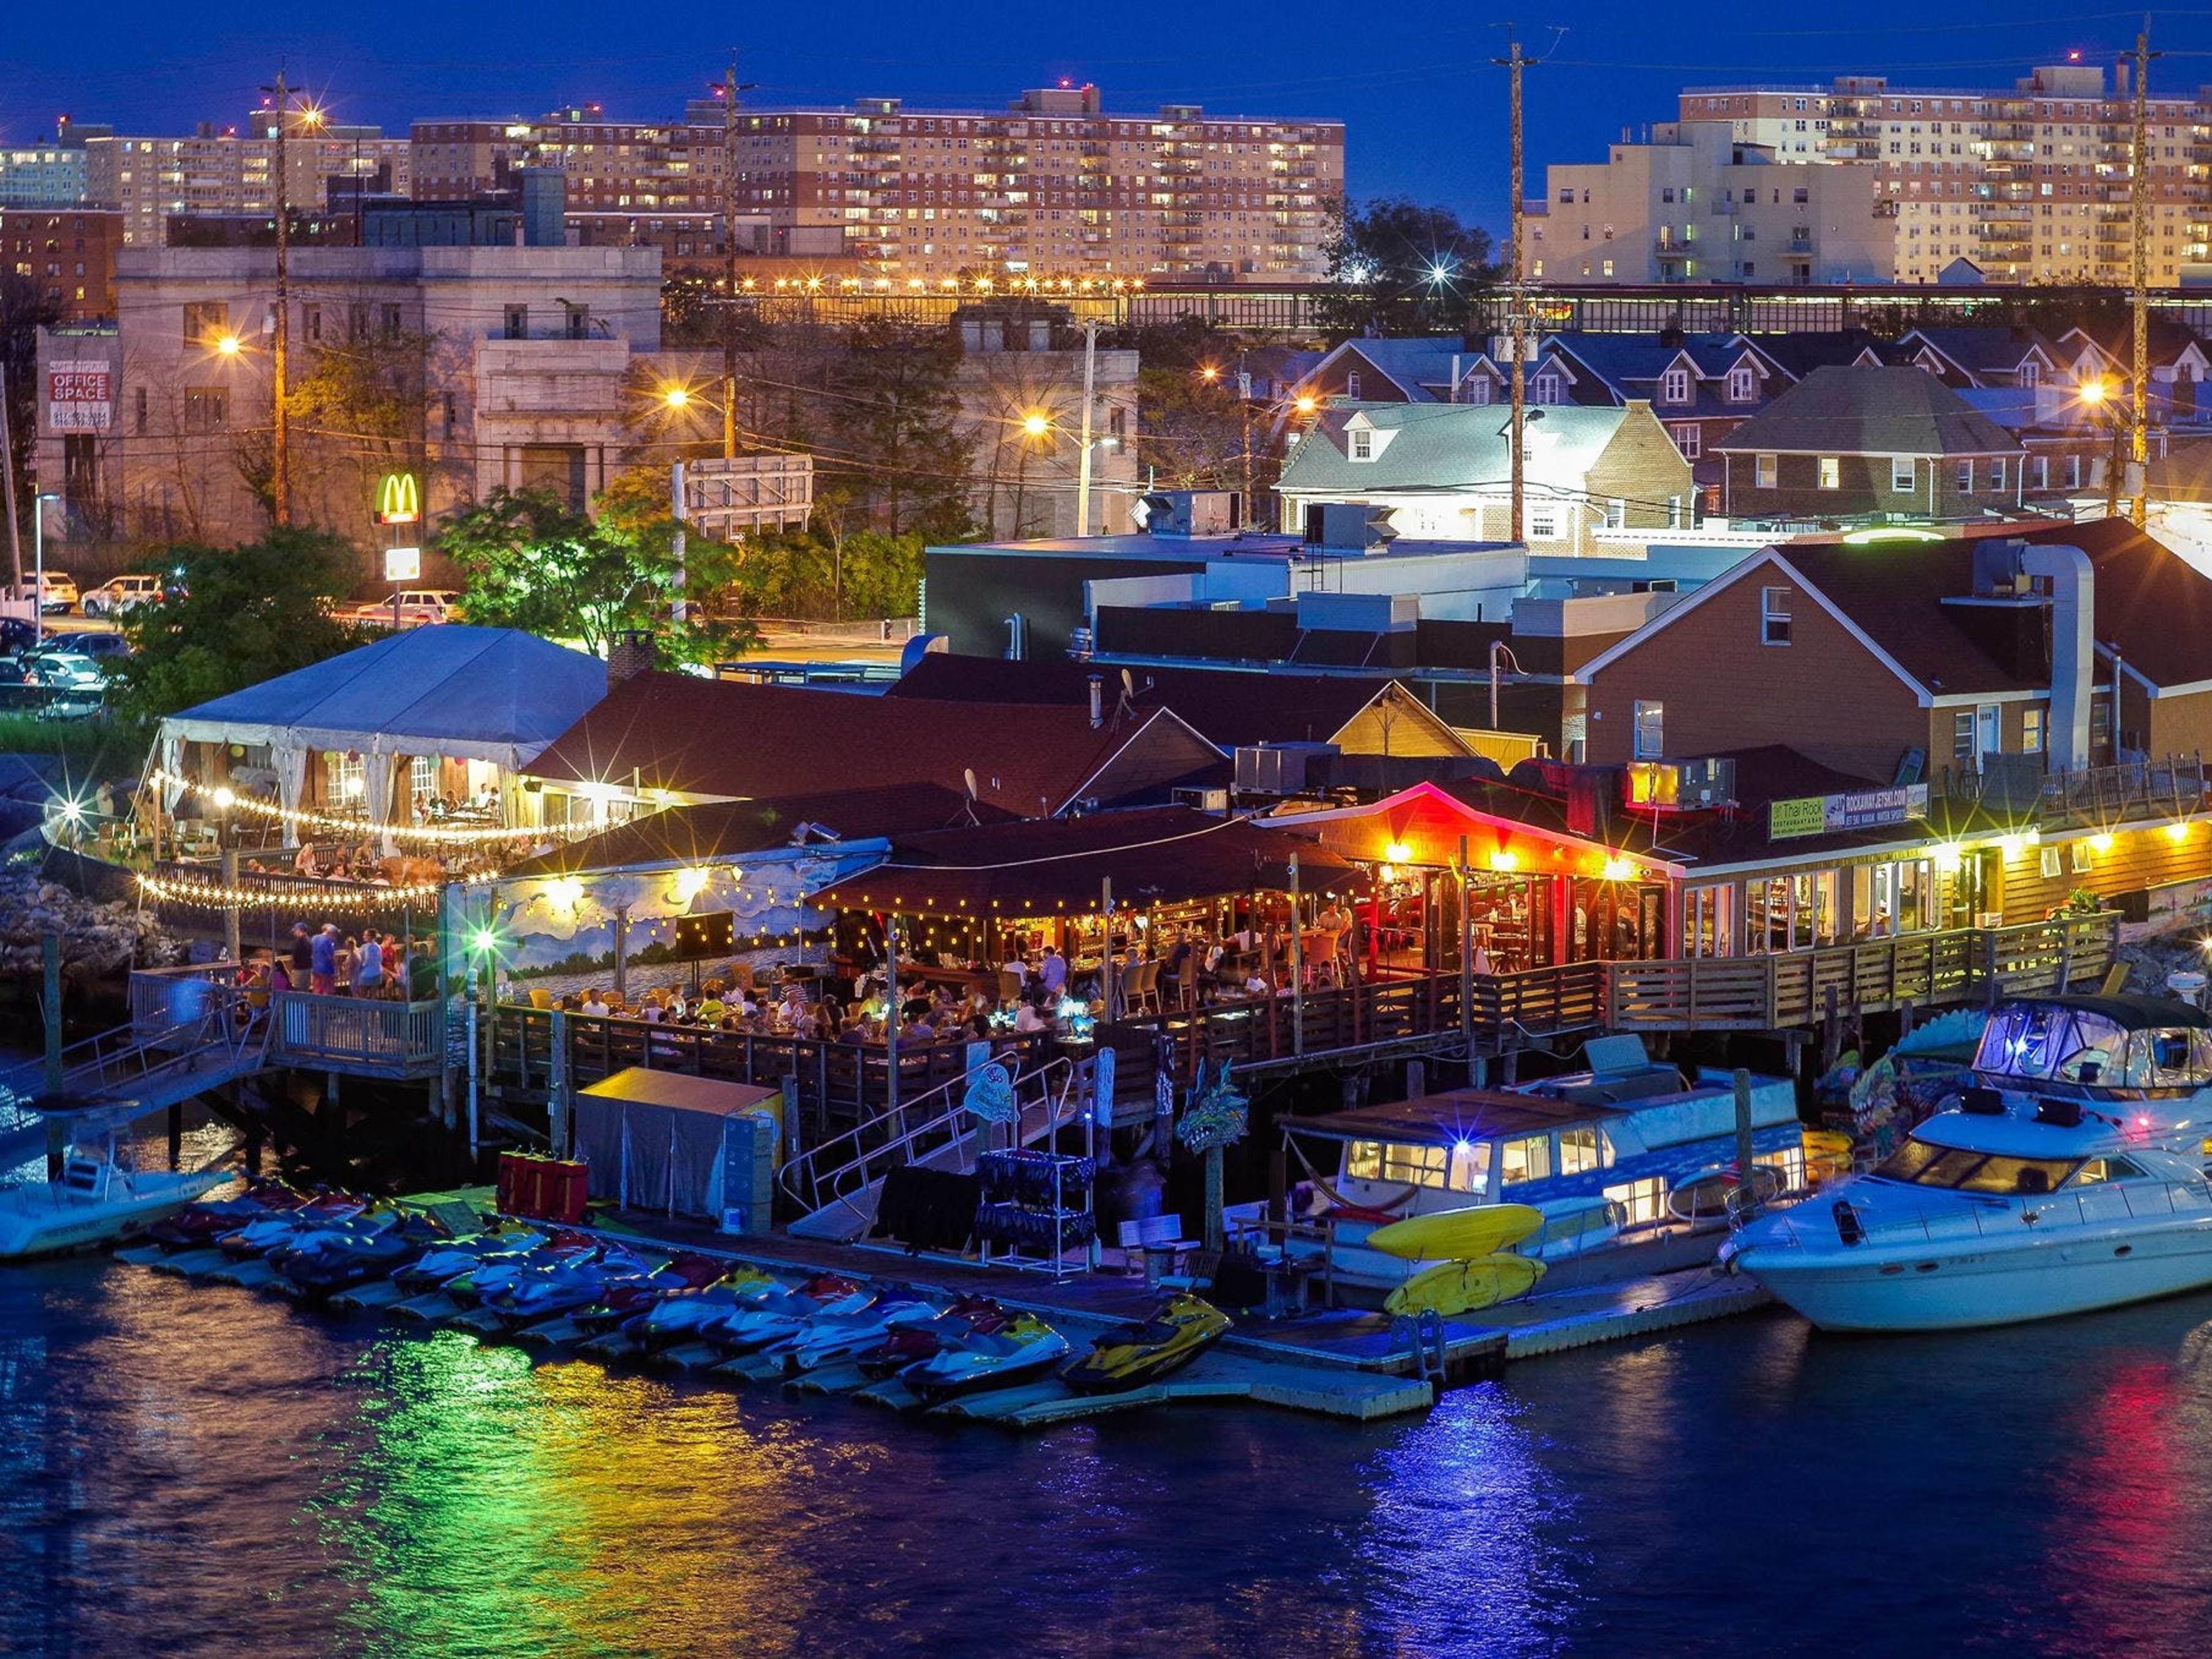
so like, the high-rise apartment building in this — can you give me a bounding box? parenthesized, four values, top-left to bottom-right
(84, 119, 413, 247)
(1544, 60, 2202, 285)
(412, 84, 1345, 281)
(0, 142, 91, 207)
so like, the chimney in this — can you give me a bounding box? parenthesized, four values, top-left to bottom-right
(608, 628, 658, 684)
(1087, 673, 1104, 728)
(2020, 543, 2094, 770)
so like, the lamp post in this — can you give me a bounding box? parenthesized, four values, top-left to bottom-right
(31, 492, 59, 646)
(2079, 377, 2128, 521)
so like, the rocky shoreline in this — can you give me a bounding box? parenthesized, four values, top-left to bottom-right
(0, 870, 186, 986)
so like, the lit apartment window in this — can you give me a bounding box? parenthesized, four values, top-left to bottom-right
(1817, 457, 1840, 490)
(1633, 700, 1665, 759)
(1891, 457, 1915, 493)
(1761, 586, 1792, 645)
(2022, 707, 2046, 753)
(1755, 453, 1778, 488)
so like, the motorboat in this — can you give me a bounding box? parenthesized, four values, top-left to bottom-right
(0, 1146, 226, 1259)
(1235, 1036, 1806, 1291)
(1725, 993, 2212, 1331)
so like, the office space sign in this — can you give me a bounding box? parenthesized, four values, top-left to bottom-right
(1770, 783, 1931, 840)
(47, 362, 112, 431)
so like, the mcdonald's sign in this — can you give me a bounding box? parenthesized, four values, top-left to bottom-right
(374, 472, 421, 525)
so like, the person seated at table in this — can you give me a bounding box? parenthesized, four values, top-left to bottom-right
(900, 989, 933, 1025)
(294, 842, 321, 877)
(579, 988, 610, 1017)
(693, 989, 727, 1025)
(1013, 997, 1051, 1035)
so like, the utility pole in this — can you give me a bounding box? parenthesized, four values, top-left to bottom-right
(1496, 32, 1529, 544)
(2127, 21, 2158, 529)
(720, 52, 755, 461)
(0, 361, 22, 597)
(1075, 317, 1100, 536)
(262, 69, 293, 526)
(1236, 357, 1253, 527)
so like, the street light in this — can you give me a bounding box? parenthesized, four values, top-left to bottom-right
(31, 491, 59, 647)
(214, 332, 243, 358)
(1021, 411, 1051, 438)
(2077, 377, 2130, 520)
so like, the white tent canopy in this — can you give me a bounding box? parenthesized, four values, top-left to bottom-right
(159, 625, 609, 772)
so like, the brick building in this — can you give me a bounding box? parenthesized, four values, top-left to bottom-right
(0, 206, 120, 321)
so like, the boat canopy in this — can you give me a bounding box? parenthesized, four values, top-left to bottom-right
(1975, 998, 2212, 1093)
(1278, 1090, 1622, 1147)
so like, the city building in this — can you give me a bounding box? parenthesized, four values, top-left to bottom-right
(1714, 365, 2026, 520)
(412, 85, 1344, 282)
(1532, 118, 1894, 286)
(1587, 62, 2203, 285)
(33, 241, 662, 549)
(0, 205, 120, 320)
(950, 305, 1142, 539)
(84, 119, 412, 248)
(0, 135, 92, 206)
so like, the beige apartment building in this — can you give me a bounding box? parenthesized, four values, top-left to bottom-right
(412, 85, 1344, 282)
(1543, 60, 2205, 285)
(85, 120, 414, 248)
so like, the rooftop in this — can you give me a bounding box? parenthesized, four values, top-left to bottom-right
(1716, 365, 2022, 459)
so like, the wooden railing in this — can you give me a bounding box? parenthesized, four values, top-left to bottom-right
(490, 1006, 1051, 1145)
(271, 992, 445, 1078)
(1606, 914, 2116, 1032)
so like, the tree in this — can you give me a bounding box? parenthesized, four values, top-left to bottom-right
(107, 529, 375, 723)
(1317, 196, 1502, 338)
(2, 271, 63, 574)
(824, 318, 974, 538)
(438, 477, 757, 665)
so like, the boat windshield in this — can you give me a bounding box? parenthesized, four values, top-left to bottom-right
(1873, 1137, 2080, 1195)
(1974, 1006, 2212, 1090)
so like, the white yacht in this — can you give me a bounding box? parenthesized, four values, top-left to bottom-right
(1726, 994, 2212, 1331)
(0, 1145, 225, 1260)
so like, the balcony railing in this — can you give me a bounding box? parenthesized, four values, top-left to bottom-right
(1945, 753, 2208, 830)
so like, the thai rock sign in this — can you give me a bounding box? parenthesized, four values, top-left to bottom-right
(47, 363, 112, 431)
(1770, 783, 1931, 840)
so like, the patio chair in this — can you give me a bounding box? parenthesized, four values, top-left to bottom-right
(528, 988, 555, 1010)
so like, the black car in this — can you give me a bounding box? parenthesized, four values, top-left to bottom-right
(0, 617, 36, 654)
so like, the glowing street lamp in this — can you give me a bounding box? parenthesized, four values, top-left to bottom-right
(1021, 411, 1052, 438)
(214, 333, 243, 357)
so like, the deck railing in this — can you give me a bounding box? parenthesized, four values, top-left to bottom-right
(271, 992, 445, 1076)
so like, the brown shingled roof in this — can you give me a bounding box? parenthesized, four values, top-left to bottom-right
(522, 671, 1224, 816)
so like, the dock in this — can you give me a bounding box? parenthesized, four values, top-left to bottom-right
(108, 1185, 1772, 1434)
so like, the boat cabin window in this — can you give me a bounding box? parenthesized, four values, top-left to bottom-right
(1873, 1137, 2079, 1194)
(1346, 1139, 1488, 1194)
(2071, 1156, 2150, 1185)
(1559, 1127, 1613, 1176)
(1499, 1134, 1553, 1186)
(1978, 1005, 2212, 1090)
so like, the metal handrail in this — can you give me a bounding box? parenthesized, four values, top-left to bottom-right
(778, 1050, 1085, 1218)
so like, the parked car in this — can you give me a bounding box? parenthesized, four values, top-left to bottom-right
(0, 618, 36, 654)
(80, 573, 168, 618)
(14, 650, 105, 694)
(31, 572, 78, 614)
(46, 631, 131, 662)
(342, 589, 462, 626)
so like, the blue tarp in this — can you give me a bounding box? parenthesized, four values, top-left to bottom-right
(160, 624, 607, 769)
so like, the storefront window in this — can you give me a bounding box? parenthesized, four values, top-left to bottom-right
(1683, 885, 1736, 957)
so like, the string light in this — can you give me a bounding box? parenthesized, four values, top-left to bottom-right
(137, 872, 443, 911)
(147, 769, 589, 846)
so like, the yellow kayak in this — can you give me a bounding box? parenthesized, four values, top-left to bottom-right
(1384, 1253, 1547, 1317)
(1364, 1203, 1543, 1262)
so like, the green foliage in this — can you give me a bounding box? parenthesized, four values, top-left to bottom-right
(439, 478, 758, 665)
(0, 711, 149, 769)
(1317, 196, 1501, 338)
(723, 521, 927, 621)
(106, 529, 376, 723)
(823, 318, 975, 539)
(2, 271, 62, 552)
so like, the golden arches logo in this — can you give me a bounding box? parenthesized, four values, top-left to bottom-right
(375, 472, 420, 525)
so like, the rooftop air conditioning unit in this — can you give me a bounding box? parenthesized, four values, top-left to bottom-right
(1305, 502, 1398, 552)
(1173, 785, 1231, 814)
(1142, 489, 1243, 537)
(1234, 741, 1340, 794)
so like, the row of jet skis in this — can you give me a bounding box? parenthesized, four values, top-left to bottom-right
(141, 1181, 1232, 1404)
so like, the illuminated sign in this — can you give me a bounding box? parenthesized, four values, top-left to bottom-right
(384, 547, 421, 582)
(1771, 784, 1931, 840)
(374, 472, 420, 525)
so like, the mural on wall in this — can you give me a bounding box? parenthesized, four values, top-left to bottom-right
(490, 848, 882, 979)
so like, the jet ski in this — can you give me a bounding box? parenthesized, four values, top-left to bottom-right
(441, 1232, 598, 1306)
(706, 1274, 872, 1354)
(897, 1312, 1071, 1405)
(391, 1225, 551, 1292)
(855, 1296, 1014, 1379)
(1059, 1294, 1230, 1395)
(144, 1180, 309, 1249)
(569, 1252, 733, 1334)
(217, 1192, 372, 1257)
(480, 1244, 669, 1325)
(622, 1267, 784, 1349)
(275, 1214, 445, 1295)
(759, 1285, 938, 1374)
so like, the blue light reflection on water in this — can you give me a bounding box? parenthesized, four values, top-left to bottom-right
(6, 1255, 2212, 1657)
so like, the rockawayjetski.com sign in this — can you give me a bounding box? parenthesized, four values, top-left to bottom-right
(47, 362, 113, 431)
(1769, 783, 1930, 840)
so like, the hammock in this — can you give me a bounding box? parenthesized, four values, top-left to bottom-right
(1287, 1134, 1419, 1224)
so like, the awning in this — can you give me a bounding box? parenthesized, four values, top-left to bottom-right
(812, 806, 1358, 919)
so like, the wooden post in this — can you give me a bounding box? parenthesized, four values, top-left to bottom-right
(1732, 1066, 1759, 1221)
(221, 847, 241, 965)
(1288, 854, 1305, 1058)
(611, 903, 630, 1001)
(1458, 837, 1476, 1068)
(884, 911, 901, 1123)
(42, 934, 64, 1179)
(1267, 1143, 1287, 1229)
(1205, 1144, 1225, 1253)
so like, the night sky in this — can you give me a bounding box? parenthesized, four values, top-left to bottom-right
(5, 1, 2211, 233)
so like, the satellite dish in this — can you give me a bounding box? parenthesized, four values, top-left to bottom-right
(964, 766, 978, 800)
(1120, 668, 1135, 697)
